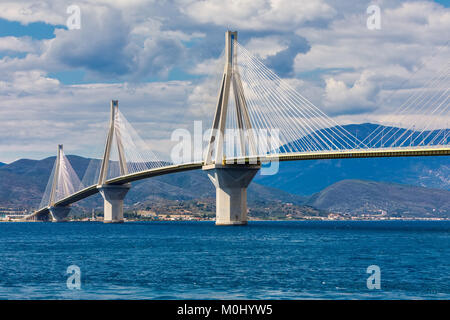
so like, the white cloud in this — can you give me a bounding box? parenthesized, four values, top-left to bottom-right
(0, 76, 202, 162)
(0, 0, 160, 26)
(0, 1, 66, 25)
(180, 0, 335, 31)
(0, 36, 39, 53)
(244, 36, 288, 59)
(323, 71, 378, 115)
(295, 2, 450, 72)
(292, 1, 450, 120)
(0, 70, 60, 94)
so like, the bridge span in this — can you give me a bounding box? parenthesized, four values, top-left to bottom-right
(26, 146, 450, 222)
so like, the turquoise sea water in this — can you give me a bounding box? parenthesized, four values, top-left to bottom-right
(0, 220, 448, 299)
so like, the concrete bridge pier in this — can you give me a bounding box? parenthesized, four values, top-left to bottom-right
(98, 184, 131, 223)
(49, 206, 71, 222)
(203, 164, 260, 225)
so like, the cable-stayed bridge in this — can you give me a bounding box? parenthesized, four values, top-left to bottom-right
(23, 31, 450, 225)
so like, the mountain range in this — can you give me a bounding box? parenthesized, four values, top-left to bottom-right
(0, 155, 306, 210)
(261, 123, 449, 194)
(0, 123, 449, 218)
(308, 179, 450, 218)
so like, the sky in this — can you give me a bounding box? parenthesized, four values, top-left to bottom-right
(0, 0, 449, 163)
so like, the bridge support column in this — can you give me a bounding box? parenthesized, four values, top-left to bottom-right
(49, 206, 71, 222)
(203, 164, 260, 225)
(98, 184, 131, 223)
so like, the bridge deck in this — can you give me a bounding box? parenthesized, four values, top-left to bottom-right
(268, 146, 450, 162)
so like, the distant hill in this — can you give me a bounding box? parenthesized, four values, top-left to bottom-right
(124, 169, 306, 206)
(0, 162, 4, 167)
(0, 155, 306, 210)
(281, 123, 449, 151)
(308, 180, 450, 218)
(255, 123, 450, 195)
(0, 156, 92, 208)
(336, 123, 448, 149)
(254, 155, 449, 195)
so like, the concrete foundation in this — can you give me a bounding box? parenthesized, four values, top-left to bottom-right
(203, 164, 260, 225)
(98, 184, 131, 223)
(49, 206, 71, 222)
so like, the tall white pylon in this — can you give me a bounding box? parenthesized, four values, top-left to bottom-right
(205, 31, 257, 165)
(49, 144, 63, 206)
(97, 100, 131, 223)
(98, 100, 128, 185)
(203, 31, 260, 226)
(44, 144, 81, 207)
(47, 144, 79, 222)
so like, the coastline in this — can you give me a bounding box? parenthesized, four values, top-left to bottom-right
(2, 217, 449, 222)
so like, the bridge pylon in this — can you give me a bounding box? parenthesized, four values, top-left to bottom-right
(97, 100, 130, 223)
(48, 144, 71, 222)
(203, 31, 260, 226)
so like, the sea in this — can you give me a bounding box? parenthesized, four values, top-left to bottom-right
(0, 220, 448, 300)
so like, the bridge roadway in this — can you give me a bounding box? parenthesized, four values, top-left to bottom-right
(27, 146, 450, 220)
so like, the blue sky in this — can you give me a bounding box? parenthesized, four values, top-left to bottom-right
(0, 0, 448, 162)
(435, 0, 450, 7)
(0, 0, 442, 86)
(0, 19, 59, 39)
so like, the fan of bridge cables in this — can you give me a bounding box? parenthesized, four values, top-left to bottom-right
(39, 149, 83, 208)
(361, 61, 449, 149)
(80, 108, 167, 185)
(220, 40, 365, 160)
(81, 157, 102, 188)
(106, 109, 166, 180)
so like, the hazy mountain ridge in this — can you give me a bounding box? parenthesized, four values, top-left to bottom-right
(308, 179, 450, 217)
(283, 123, 449, 151)
(255, 123, 450, 195)
(0, 155, 306, 210)
(254, 156, 450, 195)
(0, 123, 449, 218)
